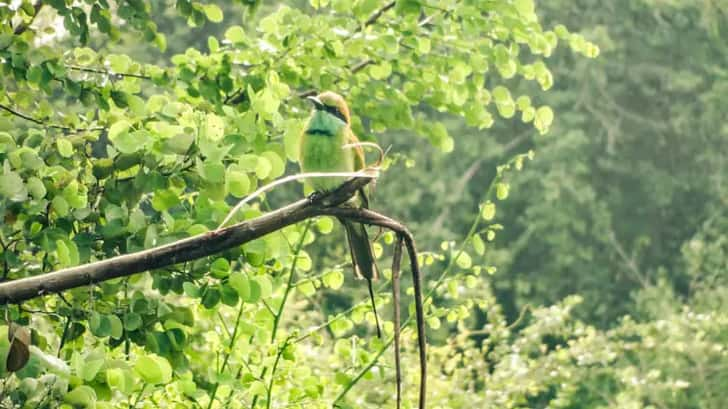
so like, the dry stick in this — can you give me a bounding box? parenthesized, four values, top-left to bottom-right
(391, 235, 404, 409)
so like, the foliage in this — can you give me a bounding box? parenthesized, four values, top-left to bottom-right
(0, 0, 603, 408)
(2, 0, 725, 409)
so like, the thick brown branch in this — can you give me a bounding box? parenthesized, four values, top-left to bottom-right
(0, 178, 371, 304)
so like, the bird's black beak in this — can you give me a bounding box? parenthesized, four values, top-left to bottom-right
(306, 96, 324, 110)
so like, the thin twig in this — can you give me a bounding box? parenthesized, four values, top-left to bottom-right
(265, 336, 293, 409)
(271, 221, 312, 342)
(12, 3, 43, 35)
(0, 103, 105, 133)
(391, 235, 404, 409)
(66, 65, 153, 80)
(206, 301, 245, 409)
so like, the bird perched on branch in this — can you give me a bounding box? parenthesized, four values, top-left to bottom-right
(299, 91, 381, 337)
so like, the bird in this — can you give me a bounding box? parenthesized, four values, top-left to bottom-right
(299, 91, 381, 337)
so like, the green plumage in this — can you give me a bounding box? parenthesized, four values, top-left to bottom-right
(300, 110, 354, 191)
(299, 93, 381, 337)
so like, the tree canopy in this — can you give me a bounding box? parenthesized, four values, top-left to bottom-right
(1, 1, 726, 409)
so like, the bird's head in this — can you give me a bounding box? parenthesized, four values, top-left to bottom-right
(306, 91, 351, 125)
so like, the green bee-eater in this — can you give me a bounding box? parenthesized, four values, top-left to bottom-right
(299, 91, 381, 337)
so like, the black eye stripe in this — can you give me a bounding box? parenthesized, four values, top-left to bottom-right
(323, 104, 348, 123)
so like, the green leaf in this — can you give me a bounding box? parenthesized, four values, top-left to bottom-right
(166, 328, 186, 351)
(229, 273, 251, 301)
(513, 0, 536, 20)
(534, 106, 554, 133)
(247, 278, 262, 302)
(261, 151, 285, 179)
(225, 170, 250, 198)
(253, 275, 272, 299)
(496, 183, 509, 200)
(204, 113, 225, 141)
(107, 368, 134, 395)
(481, 201, 496, 221)
(113, 130, 151, 154)
(210, 258, 230, 279)
(370, 62, 392, 80)
(56, 239, 79, 267)
(427, 316, 441, 329)
(134, 355, 171, 385)
(64, 385, 97, 408)
(108, 315, 123, 340)
(456, 251, 472, 269)
(316, 217, 334, 234)
(201, 161, 225, 183)
(106, 54, 131, 73)
(0, 171, 27, 202)
(73, 47, 97, 66)
(109, 120, 130, 142)
(202, 287, 221, 309)
(151, 189, 180, 212)
(80, 351, 105, 381)
(62, 180, 87, 209)
(52, 196, 70, 217)
(57, 138, 74, 158)
(203, 4, 223, 22)
(220, 283, 239, 306)
(472, 234, 486, 255)
(224, 26, 246, 44)
(124, 313, 142, 331)
(255, 156, 271, 179)
(26, 177, 46, 199)
(89, 311, 111, 337)
(297, 280, 316, 297)
(322, 270, 344, 290)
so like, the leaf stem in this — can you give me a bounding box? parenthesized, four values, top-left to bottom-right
(206, 300, 246, 409)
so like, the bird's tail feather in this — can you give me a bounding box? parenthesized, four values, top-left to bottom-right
(341, 219, 381, 337)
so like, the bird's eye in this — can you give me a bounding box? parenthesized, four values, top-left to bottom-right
(324, 104, 347, 123)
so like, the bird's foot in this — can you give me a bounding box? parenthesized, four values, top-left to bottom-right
(307, 190, 326, 204)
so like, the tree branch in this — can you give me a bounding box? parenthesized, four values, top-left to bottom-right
(0, 176, 427, 409)
(13, 3, 43, 35)
(0, 103, 105, 134)
(65, 65, 153, 80)
(0, 177, 370, 304)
